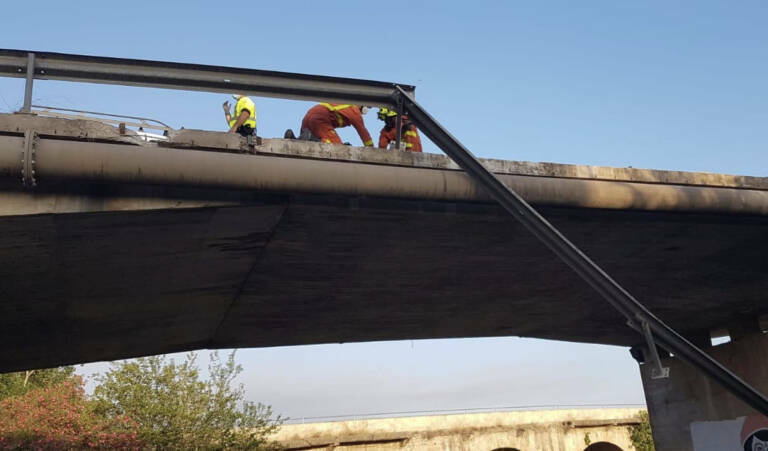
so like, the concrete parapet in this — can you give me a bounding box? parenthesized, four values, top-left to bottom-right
(271, 409, 641, 451)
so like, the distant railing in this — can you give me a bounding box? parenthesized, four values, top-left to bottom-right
(32, 105, 172, 131)
(283, 404, 647, 424)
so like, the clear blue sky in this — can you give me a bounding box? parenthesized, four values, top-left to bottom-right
(2, 1, 766, 419)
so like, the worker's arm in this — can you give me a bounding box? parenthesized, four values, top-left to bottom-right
(228, 109, 251, 133)
(223, 101, 233, 126)
(378, 127, 393, 149)
(350, 115, 374, 147)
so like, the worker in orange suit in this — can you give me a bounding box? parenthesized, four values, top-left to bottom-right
(376, 108, 422, 152)
(299, 103, 374, 147)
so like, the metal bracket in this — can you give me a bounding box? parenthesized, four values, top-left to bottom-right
(629, 319, 670, 379)
(21, 130, 38, 188)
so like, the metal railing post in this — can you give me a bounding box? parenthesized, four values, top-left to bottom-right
(21, 53, 35, 113)
(395, 96, 403, 150)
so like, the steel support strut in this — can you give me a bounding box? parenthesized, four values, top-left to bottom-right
(394, 95, 404, 150)
(393, 86, 768, 415)
(21, 53, 35, 113)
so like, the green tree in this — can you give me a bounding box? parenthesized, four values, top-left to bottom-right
(629, 410, 655, 451)
(92, 351, 282, 449)
(0, 366, 75, 400)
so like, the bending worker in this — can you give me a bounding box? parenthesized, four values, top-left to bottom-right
(377, 108, 422, 152)
(222, 94, 257, 137)
(300, 103, 374, 146)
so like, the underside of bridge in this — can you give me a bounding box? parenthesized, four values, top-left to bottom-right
(1, 114, 767, 372)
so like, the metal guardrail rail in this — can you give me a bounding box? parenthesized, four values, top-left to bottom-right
(0, 49, 415, 108)
(1, 49, 767, 416)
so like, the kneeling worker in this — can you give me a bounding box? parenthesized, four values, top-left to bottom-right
(377, 108, 422, 152)
(223, 94, 257, 137)
(300, 103, 374, 147)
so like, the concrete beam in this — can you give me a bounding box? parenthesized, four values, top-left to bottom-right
(1, 114, 768, 372)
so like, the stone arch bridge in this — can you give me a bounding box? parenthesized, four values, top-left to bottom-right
(271, 408, 642, 451)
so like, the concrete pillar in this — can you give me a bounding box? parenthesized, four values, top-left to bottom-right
(638, 329, 768, 450)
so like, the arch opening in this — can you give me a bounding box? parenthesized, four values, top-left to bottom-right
(584, 443, 623, 451)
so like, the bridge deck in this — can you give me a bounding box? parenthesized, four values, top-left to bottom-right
(1, 114, 767, 371)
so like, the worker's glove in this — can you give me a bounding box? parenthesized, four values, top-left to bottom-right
(222, 101, 231, 114)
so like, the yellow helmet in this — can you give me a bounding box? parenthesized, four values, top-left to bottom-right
(377, 108, 398, 121)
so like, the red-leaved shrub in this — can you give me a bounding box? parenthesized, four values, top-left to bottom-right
(0, 376, 142, 449)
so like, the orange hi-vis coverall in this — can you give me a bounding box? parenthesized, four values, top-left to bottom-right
(301, 103, 374, 146)
(378, 116, 422, 152)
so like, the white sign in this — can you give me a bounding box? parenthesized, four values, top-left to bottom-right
(691, 416, 768, 451)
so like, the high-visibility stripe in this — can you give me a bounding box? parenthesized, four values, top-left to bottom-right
(319, 103, 352, 127)
(319, 103, 352, 111)
(406, 142, 414, 148)
(405, 131, 418, 137)
(363, 139, 373, 146)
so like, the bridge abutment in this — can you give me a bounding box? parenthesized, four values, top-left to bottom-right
(639, 327, 768, 450)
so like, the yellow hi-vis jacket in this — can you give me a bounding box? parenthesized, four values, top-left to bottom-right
(228, 96, 257, 129)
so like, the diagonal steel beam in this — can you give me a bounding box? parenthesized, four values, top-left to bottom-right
(393, 85, 768, 416)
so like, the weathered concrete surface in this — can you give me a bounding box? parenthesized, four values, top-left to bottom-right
(271, 409, 640, 450)
(3, 131, 768, 216)
(4, 113, 767, 190)
(640, 332, 768, 451)
(0, 113, 141, 144)
(256, 136, 768, 191)
(3, 192, 768, 371)
(0, 183, 241, 216)
(1, 114, 768, 371)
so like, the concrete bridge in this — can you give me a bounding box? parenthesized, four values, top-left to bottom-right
(270, 408, 641, 451)
(2, 113, 768, 449)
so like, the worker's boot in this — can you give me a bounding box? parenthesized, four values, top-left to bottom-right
(298, 128, 320, 142)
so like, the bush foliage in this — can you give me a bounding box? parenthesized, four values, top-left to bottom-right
(0, 352, 281, 450)
(0, 377, 142, 449)
(629, 410, 655, 451)
(92, 351, 281, 449)
(0, 367, 74, 401)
